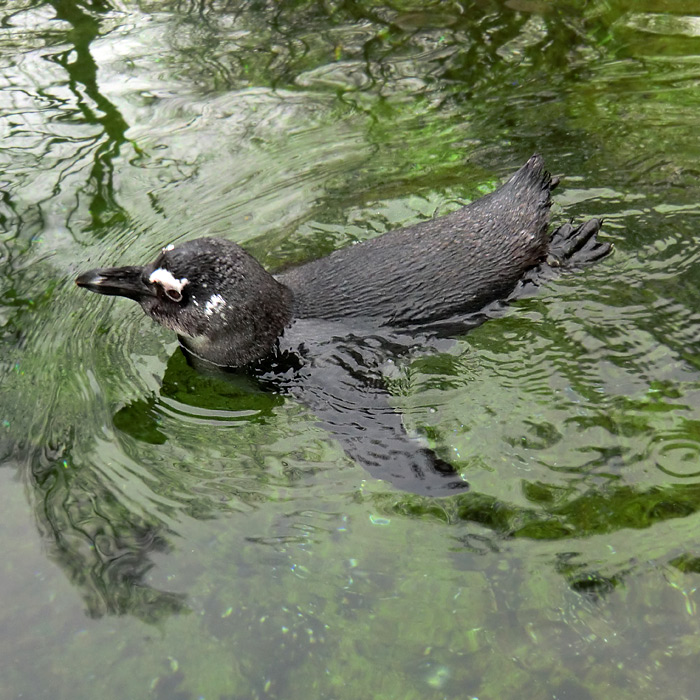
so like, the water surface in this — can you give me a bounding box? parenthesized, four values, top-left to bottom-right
(2, 1, 700, 698)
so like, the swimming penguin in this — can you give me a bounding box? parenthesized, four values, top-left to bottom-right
(76, 155, 610, 495)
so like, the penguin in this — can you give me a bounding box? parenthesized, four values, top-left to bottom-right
(76, 155, 610, 495)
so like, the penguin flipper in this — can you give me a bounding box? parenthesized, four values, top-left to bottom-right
(301, 370, 469, 496)
(260, 330, 469, 496)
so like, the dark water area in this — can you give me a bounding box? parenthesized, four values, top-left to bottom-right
(2, 1, 700, 698)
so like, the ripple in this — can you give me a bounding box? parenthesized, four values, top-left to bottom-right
(652, 428, 700, 479)
(622, 13, 700, 38)
(158, 396, 266, 425)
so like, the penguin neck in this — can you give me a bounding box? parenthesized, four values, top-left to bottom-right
(179, 279, 295, 368)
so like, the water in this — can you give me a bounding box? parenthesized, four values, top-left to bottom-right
(2, 1, 700, 698)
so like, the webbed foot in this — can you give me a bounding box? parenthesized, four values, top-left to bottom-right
(547, 218, 612, 268)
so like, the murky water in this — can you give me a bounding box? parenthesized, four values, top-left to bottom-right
(2, 1, 700, 698)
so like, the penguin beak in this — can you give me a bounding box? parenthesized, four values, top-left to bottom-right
(75, 266, 154, 302)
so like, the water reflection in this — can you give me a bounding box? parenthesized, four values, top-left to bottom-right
(23, 336, 700, 622)
(46, 0, 133, 230)
(2, 0, 700, 696)
(3, 0, 135, 240)
(26, 430, 188, 620)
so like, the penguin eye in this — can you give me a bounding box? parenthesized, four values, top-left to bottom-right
(164, 288, 183, 303)
(148, 267, 189, 303)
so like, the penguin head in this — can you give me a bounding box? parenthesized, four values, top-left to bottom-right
(76, 237, 294, 367)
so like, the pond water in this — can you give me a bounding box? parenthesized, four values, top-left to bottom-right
(2, 1, 700, 698)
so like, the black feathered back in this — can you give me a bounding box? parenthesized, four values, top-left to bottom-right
(279, 154, 554, 326)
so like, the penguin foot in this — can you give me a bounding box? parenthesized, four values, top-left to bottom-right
(547, 218, 612, 268)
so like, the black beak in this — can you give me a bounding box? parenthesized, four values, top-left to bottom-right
(75, 266, 153, 302)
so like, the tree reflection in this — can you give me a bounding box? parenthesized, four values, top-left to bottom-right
(46, 0, 132, 230)
(29, 430, 189, 621)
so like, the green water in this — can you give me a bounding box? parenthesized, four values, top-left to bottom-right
(2, 1, 700, 698)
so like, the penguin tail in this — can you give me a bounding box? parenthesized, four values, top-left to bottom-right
(504, 154, 559, 209)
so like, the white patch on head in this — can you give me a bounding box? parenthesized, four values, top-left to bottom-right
(205, 293, 226, 316)
(149, 267, 189, 294)
(162, 243, 175, 253)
